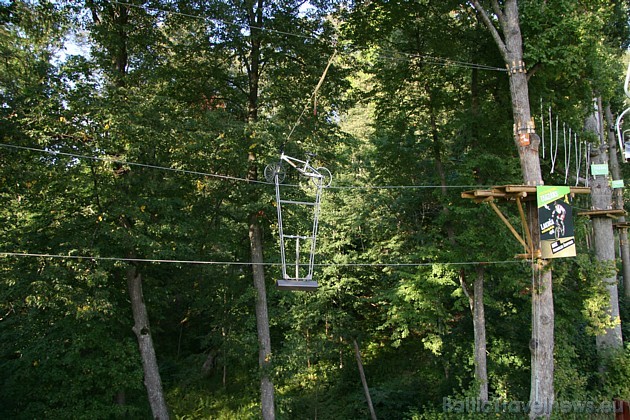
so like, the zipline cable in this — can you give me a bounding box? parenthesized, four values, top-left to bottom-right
(0, 142, 265, 185)
(0, 142, 490, 190)
(0, 251, 526, 267)
(372, 50, 507, 72)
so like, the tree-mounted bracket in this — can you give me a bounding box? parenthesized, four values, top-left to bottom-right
(461, 185, 591, 259)
(506, 60, 527, 75)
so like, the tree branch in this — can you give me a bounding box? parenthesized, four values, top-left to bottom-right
(470, 0, 508, 62)
(490, 0, 506, 31)
(527, 62, 542, 81)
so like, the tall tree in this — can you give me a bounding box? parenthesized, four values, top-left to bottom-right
(605, 104, 630, 299)
(585, 102, 623, 352)
(79, 1, 179, 416)
(469, 1, 552, 417)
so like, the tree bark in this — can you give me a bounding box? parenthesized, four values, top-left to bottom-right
(470, 2, 552, 416)
(605, 104, 630, 299)
(352, 338, 377, 420)
(529, 259, 554, 418)
(586, 105, 623, 352)
(459, 267, 489, 403)
(249, 217, 276, 420)
(472, 267, 488, 403)
(127, 266, 170, 420)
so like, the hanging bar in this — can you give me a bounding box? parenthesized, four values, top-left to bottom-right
(279, 199, 316, 206)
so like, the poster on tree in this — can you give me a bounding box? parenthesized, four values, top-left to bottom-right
(537, 186, 576, 259)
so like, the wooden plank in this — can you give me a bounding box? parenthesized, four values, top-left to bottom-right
(504, 185, 537, 194)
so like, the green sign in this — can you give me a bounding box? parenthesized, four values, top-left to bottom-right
(611, 179, 625, 189)
(536, 185, 571, 207)
(590, 163, 609, 176)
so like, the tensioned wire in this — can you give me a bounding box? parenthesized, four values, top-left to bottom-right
(0, 142, 490, 190)
(0, 252, 525, 267)
(108, 0, 507, 73)
(0, 145, 513, 267)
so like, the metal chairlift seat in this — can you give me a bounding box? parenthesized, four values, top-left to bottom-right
(269, 157, 328, 292)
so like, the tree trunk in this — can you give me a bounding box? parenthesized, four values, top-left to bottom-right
(352, 338, 377, 420)
(473, 266, 488, 403)
(529, 260, 554, 418)
(586, 105, 623, 352)
(464, 67, 489, 403)
(605, 104, 630, 299)
(459, 266, 489, 403)
(127, 266, 170, 420)
(244, 2, 275, 418)
(470, 2, 552, 416)
(249, 217, 276, 420)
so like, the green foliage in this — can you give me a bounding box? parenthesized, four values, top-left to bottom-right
(599, 345, 630, 400)
(1, 0, 629, 418)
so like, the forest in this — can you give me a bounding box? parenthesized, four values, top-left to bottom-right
(1, 0, 630, 419)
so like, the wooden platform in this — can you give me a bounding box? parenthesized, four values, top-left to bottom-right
(461, 185, 590, 260)
(614, 222, 630, 229)
(577, 209, 627, 219)
(276, 279, 318, 291)
(461, 185, 590, 203)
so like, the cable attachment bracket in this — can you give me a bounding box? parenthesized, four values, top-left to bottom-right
(506, 60, 527, 75)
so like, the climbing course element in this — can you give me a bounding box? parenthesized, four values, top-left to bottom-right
(265, 152, 331, 291)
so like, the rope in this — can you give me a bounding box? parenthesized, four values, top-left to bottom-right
(285, 50, 338, 143)
(549, 109, 557, 173)
(562, 123, 571, 184)
(574, 135, 581, 186)
(540, 99, 545, 159)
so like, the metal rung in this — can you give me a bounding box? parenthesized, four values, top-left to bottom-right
(276, 279, 318, 291)
(284, 234, 313, 240)
(279, 199, 316, 206)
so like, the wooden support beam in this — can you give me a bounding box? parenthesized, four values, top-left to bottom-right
(487, 200, 528, 250)
(516, 196, 534, 255)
